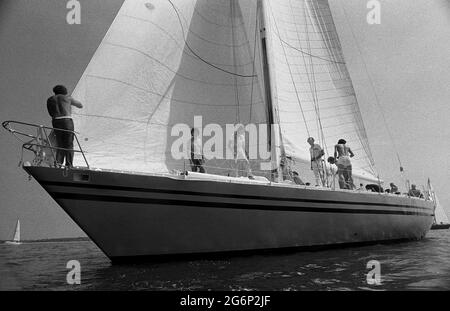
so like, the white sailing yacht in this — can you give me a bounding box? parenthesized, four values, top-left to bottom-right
(3, 0, 436, 262)
(5, 220, 22, 245)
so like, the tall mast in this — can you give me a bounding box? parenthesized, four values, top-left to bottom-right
(258, 0, 281, 181)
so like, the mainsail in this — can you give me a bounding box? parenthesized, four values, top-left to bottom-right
(72, 0, 378, 182)
(262, 0, 378, 182)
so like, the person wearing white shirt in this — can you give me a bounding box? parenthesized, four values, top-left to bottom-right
(228, 126, 253, 178)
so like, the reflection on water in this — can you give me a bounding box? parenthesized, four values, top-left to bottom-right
(1, 230, 450, 291)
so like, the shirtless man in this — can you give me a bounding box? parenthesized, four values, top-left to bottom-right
(190, 128, 206, 173)
(47, 85, 83, 167)
(307, 137, 325, 186)
(334, 139, 355, 190)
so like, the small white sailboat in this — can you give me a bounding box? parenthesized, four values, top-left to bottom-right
(5, 220, 22, 245)
(429, 182, 450, 230)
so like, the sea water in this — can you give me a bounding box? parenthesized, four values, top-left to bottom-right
(1, 230, 449, 291)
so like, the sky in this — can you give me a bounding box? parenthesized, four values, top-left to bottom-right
(0, 0, 449, 240)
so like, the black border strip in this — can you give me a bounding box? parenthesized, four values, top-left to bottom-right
(41, 181, 433, 211)
(49, 192, 433, 216)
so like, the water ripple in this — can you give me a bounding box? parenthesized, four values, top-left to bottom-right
(1, 230, 450, 290)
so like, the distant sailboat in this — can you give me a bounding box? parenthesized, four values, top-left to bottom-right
(5, 220, 22, 245)
(429, 182, 450, 230)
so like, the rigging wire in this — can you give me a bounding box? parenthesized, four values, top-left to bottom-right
(322, 3, 378, 177)
(266, 0, 311, 138)
(339, 2, 404, 173)
(271, 0, 378, 178)
(274, 34, 346, 65)
(167, 0, 257, 78)
(303, 1, 324, 144)
(304, 0, 331, 185)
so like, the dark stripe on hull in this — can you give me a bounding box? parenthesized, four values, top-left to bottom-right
(42, 181, 433, 212)
(49, 192, 433, 217)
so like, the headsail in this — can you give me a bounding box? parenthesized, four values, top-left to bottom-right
(262, 0, 378, 182)
(72, 0, 269, 175)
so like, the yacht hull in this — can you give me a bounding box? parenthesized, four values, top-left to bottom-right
(24, 166, 435, 262)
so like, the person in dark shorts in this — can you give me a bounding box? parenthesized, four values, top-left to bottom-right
(47, 85, 83, 167)
(190, 128, 206, 173)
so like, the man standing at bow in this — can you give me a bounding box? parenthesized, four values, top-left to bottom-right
(47, 85, 83, 167)
(307, 137, 325, 187)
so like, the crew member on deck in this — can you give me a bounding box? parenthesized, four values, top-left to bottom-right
(327, 156, 338, 189)
(334, 139, 355, 190)
(47, 85, 83, 167)
(390, 182, 399, 194)
(408, 184, 423, 198)
(307, 137, 325, 187)
(292, 171, 305, 185)
(229, 125, 253, 179)
(190, 128, 206, 173)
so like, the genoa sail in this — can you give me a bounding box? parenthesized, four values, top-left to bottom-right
(72, 0, 269, 175)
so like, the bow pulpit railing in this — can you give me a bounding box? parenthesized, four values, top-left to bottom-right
(2, 120, 89, 169)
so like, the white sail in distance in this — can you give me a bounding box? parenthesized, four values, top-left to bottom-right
(262, 0, 378, 182)
(429, 181, 450, 225)
(72, 0, 269, 175)
(13, 220, 20, 242)
(434, 196, 450, 225)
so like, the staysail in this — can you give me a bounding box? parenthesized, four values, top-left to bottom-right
(262, 0, 378, 182)
(72, 0, 378, 183)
